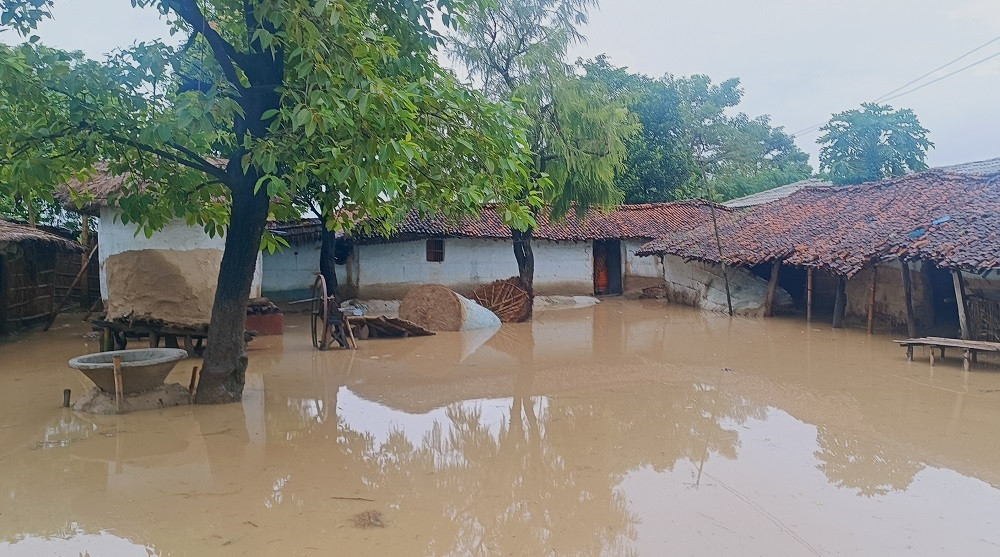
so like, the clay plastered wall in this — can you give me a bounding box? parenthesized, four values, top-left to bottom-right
(845, 260, 933, 327)
(356, 238, 594, 299)
(105, 249, 222, 327)
(661, 254, 792, 315)
(98, 207, 262, 301)
(261, 239, 322, 297)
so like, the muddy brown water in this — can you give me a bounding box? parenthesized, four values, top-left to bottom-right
(3, 301, 1000, 556)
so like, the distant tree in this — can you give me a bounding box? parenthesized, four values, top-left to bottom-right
(818, 103, 933, 185)
(449, 0, 638, 297)
(0, 0, 538, 403)
(584, 59, 811, 203)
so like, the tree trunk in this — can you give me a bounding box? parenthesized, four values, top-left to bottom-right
(512, 226, 535, 292)
(320, 228, 339, 300)
(194, 178, 271, 404)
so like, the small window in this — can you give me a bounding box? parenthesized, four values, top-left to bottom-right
(426, 239, 445, 262)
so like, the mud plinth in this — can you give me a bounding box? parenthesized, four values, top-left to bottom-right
(72, 384, 191, 414)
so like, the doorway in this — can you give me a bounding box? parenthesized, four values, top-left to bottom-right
(928, 265, 959, 331)
(593, 240, 623, 296)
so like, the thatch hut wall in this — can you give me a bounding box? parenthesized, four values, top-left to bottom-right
(0, 220, 85, 334)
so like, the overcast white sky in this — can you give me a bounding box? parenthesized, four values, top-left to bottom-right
(14, 0, 1000, 170)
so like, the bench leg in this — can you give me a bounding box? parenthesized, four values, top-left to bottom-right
(907, 346, 914, 362)
(964, 350, 973, 371)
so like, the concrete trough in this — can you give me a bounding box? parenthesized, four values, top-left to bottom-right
(68, 348, 188, 395)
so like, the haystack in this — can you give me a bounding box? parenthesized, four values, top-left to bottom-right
(399, 284, 501, 332)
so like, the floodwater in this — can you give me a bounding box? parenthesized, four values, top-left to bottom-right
(3, 301, 1000, 556)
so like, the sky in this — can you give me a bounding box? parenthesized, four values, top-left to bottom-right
(10, 0, 1000, 170)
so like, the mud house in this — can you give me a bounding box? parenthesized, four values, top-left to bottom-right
(638, 164, 1000, 338)
(262, 202, 723, 300)
(60, 165, 263, 328)
(0, 219, 87, 334)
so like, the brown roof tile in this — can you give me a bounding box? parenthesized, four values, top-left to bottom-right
(639, 171, 1000, 275)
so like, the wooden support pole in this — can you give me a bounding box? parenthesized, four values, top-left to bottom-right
(900, 260, 918, 338)
(63, 388, 71, 408)
(43, 243, 99, 331)
(832, 275, 847, 329)
(953, 269, 971, 340)
(80, 216, 91, 307)
(763, 261, 781, 317)
(113, 355, 124, 415)
(806, 268, 814, 323)
(867, 267, 878, 334)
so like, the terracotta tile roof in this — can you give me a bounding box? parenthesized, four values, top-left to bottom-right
(351, 201, 725, 242)
(935, 156, 1000, 176)
(638, 171, 1000, 275)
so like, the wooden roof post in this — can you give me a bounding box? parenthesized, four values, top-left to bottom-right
(953, 269, 971, 340)
(832, 275, 847, 329)
(806, 268, 814, 323)
(900, 260, 918, 338)
(867, 267, 878, 334)
(764, 260, 781, 317)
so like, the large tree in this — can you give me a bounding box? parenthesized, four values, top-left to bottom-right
(584, 58, 811, 203)
(818, 102, 933, 185)
(0, 0, 538, 403)
(449, 0, 638, 296)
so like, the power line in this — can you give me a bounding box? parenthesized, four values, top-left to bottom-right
(879, 49, 1000, 103)
(791, 34, 1000, 139)
(873, 34, 1000, 103)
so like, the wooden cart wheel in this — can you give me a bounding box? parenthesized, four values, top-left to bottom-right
(311, 275, 330, 350)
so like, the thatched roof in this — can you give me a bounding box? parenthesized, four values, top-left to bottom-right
(0, 219, 84, 252)
(57, 160, 228, 216)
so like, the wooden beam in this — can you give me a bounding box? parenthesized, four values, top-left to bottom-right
(763, 260, 781, 317)
(806, 268, 814, 323)
(867, 267, 878, 334)
(953, 269, 971, 340)
(80, 216, 91, 307)
(43, 243, 99, 331)
(900, 260, 918, 338)
(832, 275, 847, 329)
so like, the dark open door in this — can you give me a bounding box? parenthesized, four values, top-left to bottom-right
(593, 240, 623, 296)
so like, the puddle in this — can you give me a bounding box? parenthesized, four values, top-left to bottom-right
(2, 301, 1000, 555)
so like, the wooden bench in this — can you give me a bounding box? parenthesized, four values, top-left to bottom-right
(894, 337, 1000, 371)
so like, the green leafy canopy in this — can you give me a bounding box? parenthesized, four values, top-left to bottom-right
(818, 102, 933, 186)
(0, 0, 541, 245)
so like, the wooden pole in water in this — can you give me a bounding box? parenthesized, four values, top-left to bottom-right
(188, 366, 199, 396)
(867, 267, 878, 334)
(953, 269, 971, 340)
(900, 260, 918, 338)
(806, 268, 814, 323)
(62, 388, 71, 408)
(708, 202, 734, 317)
(79, 216, 91, 307)
(113, 355, 124, 414)
(763, 260, 781, 317)
(832, 275, 847, 329)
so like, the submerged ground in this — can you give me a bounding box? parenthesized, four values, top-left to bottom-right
(2, 300, 1000, 556)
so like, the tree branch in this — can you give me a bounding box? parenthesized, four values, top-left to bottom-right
(162, 0, 247, 93)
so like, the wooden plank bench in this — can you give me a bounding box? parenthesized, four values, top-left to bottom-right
(894, 337, 1000, 371)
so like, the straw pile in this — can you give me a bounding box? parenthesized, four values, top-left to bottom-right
(399, 284, 501, 332)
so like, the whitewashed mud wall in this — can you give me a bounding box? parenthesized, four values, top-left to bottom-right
(659, 254, 792, 315)
(261, 239, 322, 298)
(99, 207, 263, 326)
(354, 238, 594, 299)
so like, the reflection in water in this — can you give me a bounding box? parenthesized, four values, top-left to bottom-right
(3, 301, 1000, 554)
(0, 527, 159, 556)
